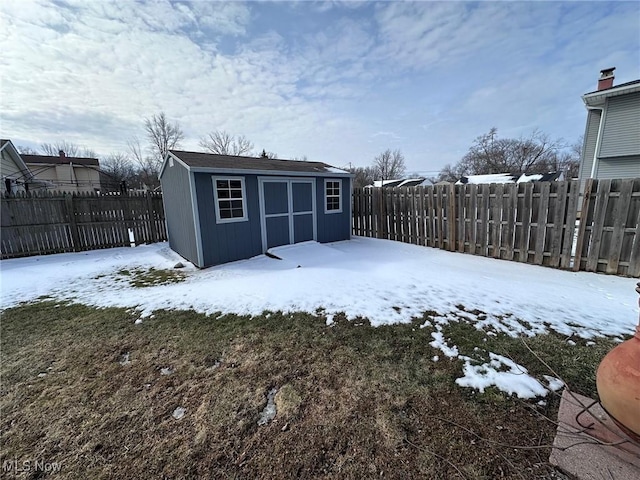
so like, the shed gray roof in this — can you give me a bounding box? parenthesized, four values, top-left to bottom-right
(169, 150, 349, 175)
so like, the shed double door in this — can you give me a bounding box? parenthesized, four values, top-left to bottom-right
(259, 178, 316, 251)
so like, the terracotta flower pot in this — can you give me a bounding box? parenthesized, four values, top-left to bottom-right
(595, 282, 640, 440)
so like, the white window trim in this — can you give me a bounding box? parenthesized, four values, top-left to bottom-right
(212, 176, 248, 224)
(324, 178, 342, 214)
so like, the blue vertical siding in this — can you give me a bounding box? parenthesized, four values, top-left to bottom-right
(315, 177, 351, 243)
(190, 173, 352, 267)
(159, 160, 199, 265)
(195, 173, 263, 266)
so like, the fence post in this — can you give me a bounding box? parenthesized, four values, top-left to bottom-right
(629, 180, 640, 276)
(560, 181, 580, 270)
(448, 183, 456, 251)
(146, 192, 159, 243)
(65, 194, 81, 252)
(573, 179, 594, 272)
(372, 187, 386, 238)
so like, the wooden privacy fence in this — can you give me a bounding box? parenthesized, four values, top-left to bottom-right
(1, 191, 167, 259)
(352, 178, 640, 277)
(2, 180, 639, 276)
(576, 179, 640, 276)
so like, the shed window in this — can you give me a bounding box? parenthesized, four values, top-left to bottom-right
(325, 179, 342, 213)
(213, 177, 248, 223)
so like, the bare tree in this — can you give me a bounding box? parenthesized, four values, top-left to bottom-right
(373, 149, 406, 180)
(438, 128, 574, 181)
(199, 131, 254, 156)
(433, 163, 464, 183)
(16, 145, 38, 155)
(40, 141, 97, 158)
(349, 166, 376, 188)
(126, 112, 183, 189)
(100, 152, 138, 192)
(128, 137, 159, 189)
(259, 149, 278, 159)
(549, 136, 583, 179)
(567, 135, 583, 179)
(128, 137, 146, 169)
(144, 112, 184, 166)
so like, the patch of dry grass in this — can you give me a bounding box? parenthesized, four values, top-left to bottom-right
(112, 267, 186, 288)
(1, 302, 614, 479)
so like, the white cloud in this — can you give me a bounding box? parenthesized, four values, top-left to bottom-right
(188, 1, 251, 36)
(0, 0, 638, 175)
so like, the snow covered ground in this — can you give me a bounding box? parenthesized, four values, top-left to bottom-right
(1, 237, 637, 398)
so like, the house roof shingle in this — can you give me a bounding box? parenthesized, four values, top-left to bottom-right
(583, 79, 640, 96)
(169, 150, 349, 175)
(21, 154, 99, 166)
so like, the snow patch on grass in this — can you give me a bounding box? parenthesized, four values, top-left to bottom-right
(172, 407, 186, 420)
(455, 353, 563, 399)
(258, 388, 278, 426)
(429, 331, 459, 358)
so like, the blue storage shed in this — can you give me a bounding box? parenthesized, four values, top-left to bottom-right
(159, 150, 353, 267)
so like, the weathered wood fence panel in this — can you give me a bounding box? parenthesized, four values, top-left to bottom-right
(1, 191, 167, 259)
(575, 178, 640, 276)
(352, 179, 639, 277)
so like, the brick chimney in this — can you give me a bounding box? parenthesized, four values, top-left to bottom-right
(598, 67, 615, 91)
(59, 150, 66, 158)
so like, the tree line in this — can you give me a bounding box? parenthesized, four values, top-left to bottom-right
(18, 111, 408, 192)
(16, 113, 282, 191)
(348, 128, 581, 188)
(17, 114, 582, 192)
(349, 149, 408, 188)
(434, 127, 582, 183)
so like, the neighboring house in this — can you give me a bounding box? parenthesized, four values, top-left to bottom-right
(159, 150, 353, 268)
(578, 68, 640, 190)
(21, 151, 102, 193)
(368, 177, 433, 188)
(455, 172, 562, 185)
(0, 139, 38, 194)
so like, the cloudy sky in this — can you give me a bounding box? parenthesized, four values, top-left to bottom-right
(1, 1, 639, 175)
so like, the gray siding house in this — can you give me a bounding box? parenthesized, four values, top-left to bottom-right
(578, 68, 640, 190)
(159, 150, 353, 267)
(1, 139, 34, 194)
